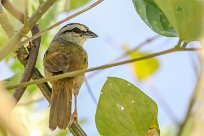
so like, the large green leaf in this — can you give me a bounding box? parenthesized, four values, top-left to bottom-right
(155, 0, 203, 42)
(132, 0, 177, 37)
(96, 77, 159, 136)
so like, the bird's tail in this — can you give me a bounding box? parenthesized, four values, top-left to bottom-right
(49, 79, 72, 130)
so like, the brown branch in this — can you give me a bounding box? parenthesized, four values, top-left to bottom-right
(13, 25, 41, 103)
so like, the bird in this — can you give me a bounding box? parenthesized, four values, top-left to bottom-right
(43, 23, 98, 130)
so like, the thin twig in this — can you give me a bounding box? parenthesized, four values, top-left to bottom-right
(20, 0, 104, 46)
(85, 78, 97, 105)
(7, 48, 198, 90)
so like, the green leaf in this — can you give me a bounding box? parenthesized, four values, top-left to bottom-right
(70, 0, 91, 10)
(132, 0, 177, 37)
(96, 77, 159, 136)
(155, 0, 203, 42)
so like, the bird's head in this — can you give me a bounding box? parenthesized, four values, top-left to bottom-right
(55, 23, 98, 46)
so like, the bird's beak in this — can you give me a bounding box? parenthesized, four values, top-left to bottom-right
(84, 30, 98, 38)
